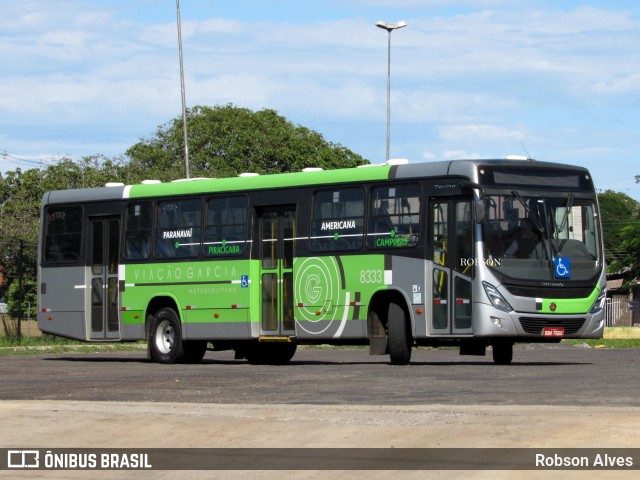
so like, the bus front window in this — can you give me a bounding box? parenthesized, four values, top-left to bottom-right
(481, 193, 601, 281)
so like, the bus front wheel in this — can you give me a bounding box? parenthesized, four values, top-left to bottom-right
(149, 308, 185, 364)
(387, 302, 412, 365)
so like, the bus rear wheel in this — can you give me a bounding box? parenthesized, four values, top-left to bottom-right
(387, 302, 412, 365)
(183, 340, 208, 364)
(149, 307, 185, 364)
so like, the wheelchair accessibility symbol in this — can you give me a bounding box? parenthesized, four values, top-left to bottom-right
(554, 257, 571, 279)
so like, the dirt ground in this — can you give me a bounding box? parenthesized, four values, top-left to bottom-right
(2, 400, 639, 480)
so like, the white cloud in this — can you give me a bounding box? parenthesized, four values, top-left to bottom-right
(2, 1, 640, 199)
(440, 150, 483, 160)
(592, 73, 640, 96)
(439, 124, 529, 143)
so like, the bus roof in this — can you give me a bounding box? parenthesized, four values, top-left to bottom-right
(41, 159, 593, 205)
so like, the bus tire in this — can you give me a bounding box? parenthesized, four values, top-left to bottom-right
(492, 341, 513, 365)
(183, 340, 208, 364)
(270, 343, 297, 365)
(245, 342, 297, 365)
(388, 302, 411, 365)
(244, 343, 265, 364)
(149, 307, 185, 364)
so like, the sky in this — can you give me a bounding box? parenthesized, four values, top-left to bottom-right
(1, 0, 640, 200)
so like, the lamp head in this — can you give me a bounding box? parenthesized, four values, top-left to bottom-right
(375, 21, 407, 32)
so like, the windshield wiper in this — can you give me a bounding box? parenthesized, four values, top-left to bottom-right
(511, 191, 545, 234)
(555, 193, 574, 238)
(546, 193, 575, 259)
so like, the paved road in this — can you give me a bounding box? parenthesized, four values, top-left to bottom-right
(1, 343, 639, 406)
(2, 344, 640, 479)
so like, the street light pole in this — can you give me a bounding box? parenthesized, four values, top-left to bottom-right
(176, 0, 190, 179)
(375, 21, 407, 162)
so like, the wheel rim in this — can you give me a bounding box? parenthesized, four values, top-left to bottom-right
(154, 319, 175, 354)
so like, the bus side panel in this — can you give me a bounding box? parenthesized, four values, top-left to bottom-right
(184, 310, 251, 339)
(120, 308, 145, 340)
(292, 254, 423, 340)
(120, 322, 145, 340)
(291, 254, 424, 341)
(293, 255, 372, 340)
(121, 260, 254, 341)
(389, 256, 427, 337)
(38, 266, 87, 340)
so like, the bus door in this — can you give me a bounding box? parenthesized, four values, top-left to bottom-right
(257, 205, 296, 338)
(430, 199, 474, 335)
(88, 216, 121, 340)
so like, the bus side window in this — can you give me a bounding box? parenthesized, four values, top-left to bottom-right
(310, 188, 365, 252)
(432, 202, 447, 265)
(367, 184, 420, 249)
(154, 199, 202, 259)
(204, 196, 248, 257)
(454, 201, 473, 273)
(43, 206, 83, 263)
(124, 202, 152, 260)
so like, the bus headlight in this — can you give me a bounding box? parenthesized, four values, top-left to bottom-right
(491, 317, 503, 328)
(590, 290, 606, 314)
(482, 282, 513, 313)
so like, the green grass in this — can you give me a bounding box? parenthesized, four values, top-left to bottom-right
(0, 335, 76, 347)
(0, 335, 146, 356)
(602, 327, 640, 339)
(563, 338, 640, 348)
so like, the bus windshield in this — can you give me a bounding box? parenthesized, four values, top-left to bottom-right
(481, 192, 601, 281)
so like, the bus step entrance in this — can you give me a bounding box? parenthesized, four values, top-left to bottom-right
(258, 336, 296, 343)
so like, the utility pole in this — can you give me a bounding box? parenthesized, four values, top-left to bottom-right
(17, 239, 23, 341)
(176, 0, 190, 179)
(375, 21, 407, 162)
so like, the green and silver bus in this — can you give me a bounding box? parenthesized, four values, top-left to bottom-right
(37, 158, 606, 365)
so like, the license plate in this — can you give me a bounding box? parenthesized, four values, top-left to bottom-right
(543, 327, 565, 337)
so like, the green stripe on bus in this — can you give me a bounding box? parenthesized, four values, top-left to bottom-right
(540, 287, 600, 314)
(127, 167, 392, 198)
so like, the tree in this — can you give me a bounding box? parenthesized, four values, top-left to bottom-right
(126, 104, 369, 181)
(7, 277, 37, 320)
(618, 221, 640, 279)
(0, 168, 43, 304)
(39, 155, 131, 191)
(0, 155, 128, 315)
(597, 190, 640, 277)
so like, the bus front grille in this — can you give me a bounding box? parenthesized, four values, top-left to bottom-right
(504, 285, 594, 299)
(519, 317, 586, 335)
